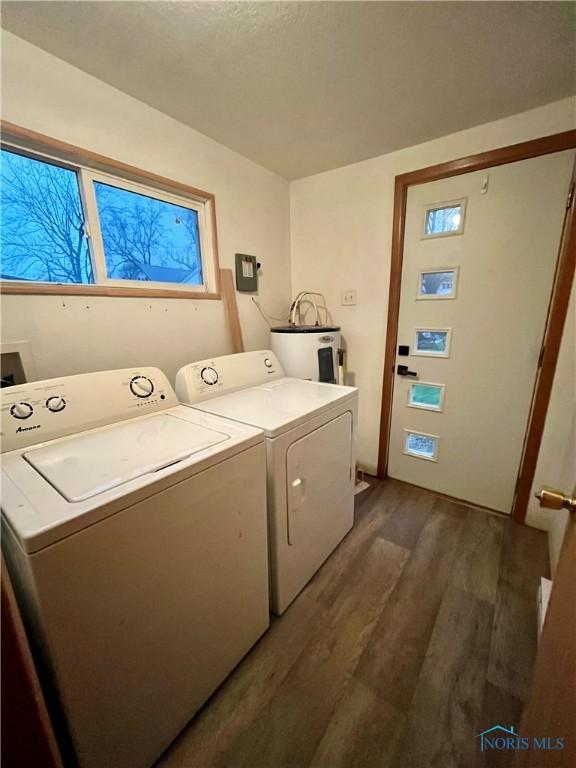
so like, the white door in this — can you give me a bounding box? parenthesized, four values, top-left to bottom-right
(388, 150, 575, 513)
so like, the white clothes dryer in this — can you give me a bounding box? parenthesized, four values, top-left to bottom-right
(175, 351, 358, 615)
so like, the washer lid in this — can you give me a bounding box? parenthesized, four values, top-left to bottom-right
(23, 413, 229, 502)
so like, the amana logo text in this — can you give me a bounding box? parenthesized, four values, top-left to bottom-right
(16, 424, 41, 434)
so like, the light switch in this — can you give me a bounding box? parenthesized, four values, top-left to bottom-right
(341, 289, 357, 306)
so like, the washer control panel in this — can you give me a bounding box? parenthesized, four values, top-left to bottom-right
(1, 367, 178, 453)
(175, 350, 284, 404)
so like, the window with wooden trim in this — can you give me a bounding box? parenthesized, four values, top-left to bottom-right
(0, 133, 219, 297)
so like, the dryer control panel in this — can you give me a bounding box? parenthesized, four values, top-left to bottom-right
(1, 368, 178, 453)
(175, 350, 284, 404)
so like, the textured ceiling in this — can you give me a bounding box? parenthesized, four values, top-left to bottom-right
(2, 1, 575, 179)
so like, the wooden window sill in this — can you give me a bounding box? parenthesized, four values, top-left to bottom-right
(0, 282, 220, 300)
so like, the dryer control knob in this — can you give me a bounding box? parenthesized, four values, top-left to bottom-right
(130, 376, 154, 398)
(11, 402, 33, 420)
(46, 396, 66, 413)
(201, 367, 219, 385)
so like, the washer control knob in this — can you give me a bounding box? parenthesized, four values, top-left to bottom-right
(130, 376, 154, 398)
(264, 358, 273, 368)
(10, 402, 34, 420)
(46, 396, 66, 413)
(201, 367, 219, 385)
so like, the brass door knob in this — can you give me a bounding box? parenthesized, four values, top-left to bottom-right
(535, 486, 576, 514)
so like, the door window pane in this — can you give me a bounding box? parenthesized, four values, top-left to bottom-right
(1, 149, 93, 284)
(408, 383, 444, 411)
(404, 431, 438, 461)
(414, 329, 451, 357)
(93, 182, 203, 284)
(418, 268, 458, 299)
(423, 198, 466, 238)
(426, 206, 461, 235)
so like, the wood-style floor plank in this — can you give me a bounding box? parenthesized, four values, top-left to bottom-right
(157, 481, 549, 768)
(487, 523, 550, 702)
(450, 509, 506, 604)
(354, 498, 467, 713)
(309, 677, 406, 768)
(390, 585, 494, 768)
(376, 482, 437, 551)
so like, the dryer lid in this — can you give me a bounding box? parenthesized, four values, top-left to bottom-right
(193, 378, 357, 437)
(24, 413, 229, 502)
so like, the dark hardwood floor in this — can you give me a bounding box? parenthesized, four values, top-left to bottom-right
(157, 479, 549, 768)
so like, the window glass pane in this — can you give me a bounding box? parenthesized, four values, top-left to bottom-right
(425, 204, 462, 235)
(415, 330, 449, 354)
(405, 432, 438, 460)
(409, 383, 443, 410)
(1, 149, 93, 284)
(419, 270, 456, 297)
(94, 182, 203, 284)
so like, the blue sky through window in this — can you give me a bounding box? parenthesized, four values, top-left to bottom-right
(94, 182, 202, 284)
(1, 149, 93, 283)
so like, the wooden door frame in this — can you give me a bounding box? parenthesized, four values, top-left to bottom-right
(2, 558, 64, 767)
(376, 130, 576, 523)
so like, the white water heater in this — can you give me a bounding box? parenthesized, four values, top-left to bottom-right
(270, 326, 341, 383)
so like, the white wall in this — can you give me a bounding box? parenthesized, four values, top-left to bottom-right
(0, 32, 291, 385)
(526, 285, 575, 574)
(290, 97, 576, 472)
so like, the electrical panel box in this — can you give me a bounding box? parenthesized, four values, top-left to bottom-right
(235, 254, 258, 292)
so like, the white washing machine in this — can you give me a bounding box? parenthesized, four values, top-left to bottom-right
(1, 368, 269, 768)
(175, 351, 358, 615)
